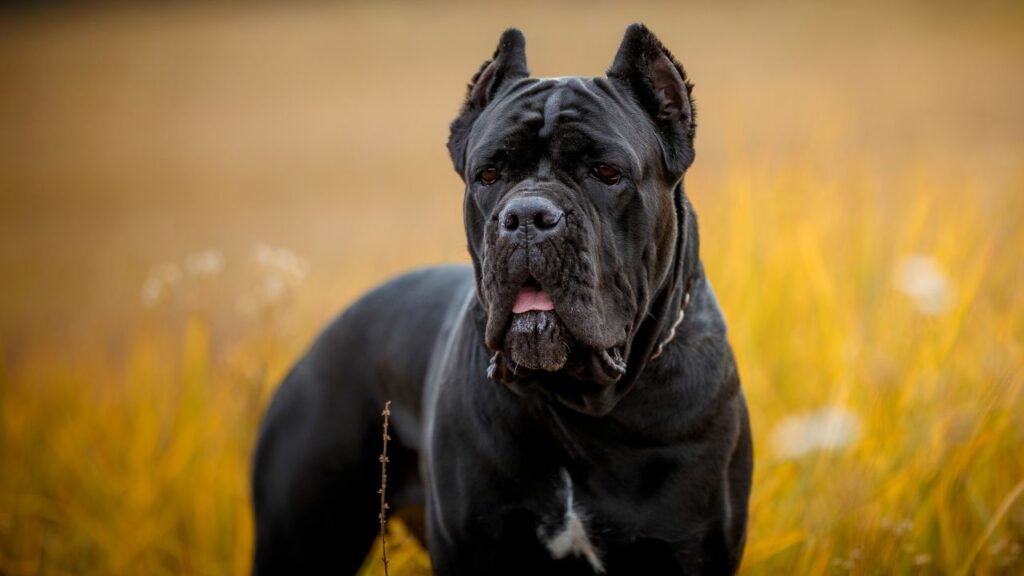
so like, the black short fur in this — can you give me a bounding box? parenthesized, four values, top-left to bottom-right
(252, 23, 752, 575)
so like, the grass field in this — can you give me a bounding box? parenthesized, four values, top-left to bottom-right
(1, 2, 1022, 574)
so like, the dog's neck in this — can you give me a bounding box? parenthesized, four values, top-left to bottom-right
(650, 290, 691, 360)
(648, 184, 700, 361)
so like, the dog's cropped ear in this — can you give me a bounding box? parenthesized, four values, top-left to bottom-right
(448, 28, 530, 177)
(607, 23, 696, 175)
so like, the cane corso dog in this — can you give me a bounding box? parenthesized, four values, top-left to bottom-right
(252, 23, 752, 575)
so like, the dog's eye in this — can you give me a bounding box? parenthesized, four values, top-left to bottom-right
(477, 167, 499, 186)
(593, 164, 621, 185)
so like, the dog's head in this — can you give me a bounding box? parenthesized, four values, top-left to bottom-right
(449, 24, 700, 415)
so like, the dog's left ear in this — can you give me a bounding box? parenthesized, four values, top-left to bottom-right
(448, 28, 530, 177)
(607, 23, 696, 175)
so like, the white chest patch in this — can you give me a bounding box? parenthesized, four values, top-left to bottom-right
(539, 469, 605, 573)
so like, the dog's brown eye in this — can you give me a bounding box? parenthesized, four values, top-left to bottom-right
(478, 167, 499, 186)
(593, 164, 621, 185)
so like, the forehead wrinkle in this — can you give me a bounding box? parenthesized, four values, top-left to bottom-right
(535, 77, 602, 138)
(553, 124, 644, 177)
(467, 79, 555, 161)
(538, 86, 566, 140)
(466, 76, 653, 176)
(537, 77, 608, 141)
(550, 80, 647, 176)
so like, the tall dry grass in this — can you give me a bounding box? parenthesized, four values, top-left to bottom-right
(1, 2, 1022, 574)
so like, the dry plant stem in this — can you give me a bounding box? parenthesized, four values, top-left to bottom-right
(378, 400, 392, 576)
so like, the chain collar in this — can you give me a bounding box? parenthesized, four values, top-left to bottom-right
(650, 291, 690, 360)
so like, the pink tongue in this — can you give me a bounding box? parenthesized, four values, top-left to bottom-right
(512, 286, 555, 314)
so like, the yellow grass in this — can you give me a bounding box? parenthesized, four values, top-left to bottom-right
(1, 2, 1022, 574)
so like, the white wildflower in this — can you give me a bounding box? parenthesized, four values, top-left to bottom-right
(141, 263, 182, 308)
(239, 243, 309, 315)
(185, 249, 225, 278)
(895, 254, 952, 316)
(770, 405, 861, 459)
(254, 243, 309, 288)
(894, 518, 914, 536)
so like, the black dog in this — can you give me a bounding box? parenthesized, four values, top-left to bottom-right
(253, 24, 752, 575)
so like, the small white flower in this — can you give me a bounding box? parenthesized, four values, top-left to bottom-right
(185, 249, 225, 278)
(140, 263, 182, 308)
(141, 277, 163, 308)
(769, 405, 861, 459)
(895, 254, 952, 316)
(254, 243, 309, 287)
(239, 243, 310, 315)
(261, 276, 287, 305)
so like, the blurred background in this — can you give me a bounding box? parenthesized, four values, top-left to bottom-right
(1, 1, 1022, 574)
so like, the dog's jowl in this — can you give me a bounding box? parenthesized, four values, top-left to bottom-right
(252, 23, 752, 575)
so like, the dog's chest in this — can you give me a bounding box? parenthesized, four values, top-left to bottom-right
(535, 469, 606, 573)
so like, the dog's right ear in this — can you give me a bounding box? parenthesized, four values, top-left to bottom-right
(448, 28, 529, 177)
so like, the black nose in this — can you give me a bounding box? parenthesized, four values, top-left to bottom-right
(498, 196, 565, 241)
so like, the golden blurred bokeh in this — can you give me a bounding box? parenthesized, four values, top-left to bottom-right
(1, 1, 1022, 574)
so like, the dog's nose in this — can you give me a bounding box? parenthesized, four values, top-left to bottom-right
(499, 197, 564, 241)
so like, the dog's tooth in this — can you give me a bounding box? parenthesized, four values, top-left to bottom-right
(599, 349, 627, 375)
(487, 351, 505, 380)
